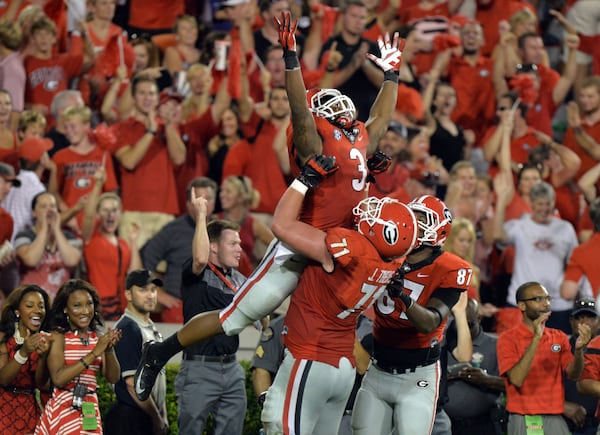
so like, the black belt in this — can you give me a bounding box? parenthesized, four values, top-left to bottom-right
(2, 385, 35, 395)
(373, 360, 434, 375)
(183, 353, 236, 363)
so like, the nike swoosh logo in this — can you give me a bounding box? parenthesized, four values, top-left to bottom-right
(417, 273, 429, 278)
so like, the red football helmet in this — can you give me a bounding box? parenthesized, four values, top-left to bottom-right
(408, 195, 453, 247)
(306, 88, 357, 129)
(353, 196, 418, 258)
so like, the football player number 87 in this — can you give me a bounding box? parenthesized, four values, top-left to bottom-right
(350, 148, 368, 192)
(457, 268, 473, 286)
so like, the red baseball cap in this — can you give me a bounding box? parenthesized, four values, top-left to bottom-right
(18, 137, 53, 162)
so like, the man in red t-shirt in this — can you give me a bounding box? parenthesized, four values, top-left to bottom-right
(111, 75, 186, 248)
(435, 21, 497, 144)
(497, 281, 591, 434)
(24, 17, 92, 118)
(563, 76, 600, 181)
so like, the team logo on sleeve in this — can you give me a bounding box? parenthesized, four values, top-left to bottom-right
(333, 129, 342, 141)
(551, 344, 561, 352)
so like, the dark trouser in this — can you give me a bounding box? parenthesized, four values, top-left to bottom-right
(103, 402, 154, 435)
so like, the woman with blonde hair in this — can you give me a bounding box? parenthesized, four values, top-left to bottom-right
(216, 175, 274, 275)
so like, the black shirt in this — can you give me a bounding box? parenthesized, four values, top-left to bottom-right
(180, 258, 245, 356)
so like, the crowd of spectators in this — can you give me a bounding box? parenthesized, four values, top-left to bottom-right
(2, 0, 600, 432)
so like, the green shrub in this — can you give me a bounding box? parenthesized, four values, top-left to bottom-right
(97, 361, 262, 435)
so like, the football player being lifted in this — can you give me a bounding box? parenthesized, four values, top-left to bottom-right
(134, 11, 405, 401)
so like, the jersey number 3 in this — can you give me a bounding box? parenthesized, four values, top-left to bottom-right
(350, 148, 368, 192)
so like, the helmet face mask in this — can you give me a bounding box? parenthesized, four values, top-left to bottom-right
(408, 195, 453, 248)
(307, 88, 357, 129)
(353, 197, 418, 258)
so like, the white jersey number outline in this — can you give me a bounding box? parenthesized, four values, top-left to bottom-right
(337, 283, 386, 319)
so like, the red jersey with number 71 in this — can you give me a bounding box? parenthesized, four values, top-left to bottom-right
(283, 227, 401, 367)
(374, 251, 471, 349)
(289, 117, 370, 230)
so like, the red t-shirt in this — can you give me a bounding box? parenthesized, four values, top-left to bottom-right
(111, 117, 179, 215)
(289, 117, 370, 230)
(447, 55, 496, 142)
(52, 146, 118, 207)
(24, 52, 83, 110)
(83, 230, 131, 319)
(283, 227, 397, 367)
(526, 65, 560, 135)
(374, 251, 471, 349)
(223, 111, 288, 214)
(564, 232, 600, 298)
(0, 208, 13, 244)
(128, 0, 184, 30)
(177, 110, 220, 210)
(476, 0, 537, 57)
(563, 121, 600, 180)
(497, 322, 572, 415)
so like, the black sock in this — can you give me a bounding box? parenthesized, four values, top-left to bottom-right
(152, 333, 183, 365)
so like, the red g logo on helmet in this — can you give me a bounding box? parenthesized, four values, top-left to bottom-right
(353, 197, 418, 258)
(306, 88, 357, 128)
(408, 195, 453, 247)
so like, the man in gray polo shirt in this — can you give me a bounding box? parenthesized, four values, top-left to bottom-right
(104, 269, 168, 435)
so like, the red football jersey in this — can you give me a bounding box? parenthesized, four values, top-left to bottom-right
(374, 251, 471, 349)
(283, 228, 397, 367)
(290, 117, 370, 230)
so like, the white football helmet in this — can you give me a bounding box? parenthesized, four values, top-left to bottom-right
(307, 88, 357, 129)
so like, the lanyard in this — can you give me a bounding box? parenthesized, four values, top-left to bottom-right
(208, 263, 238, 294)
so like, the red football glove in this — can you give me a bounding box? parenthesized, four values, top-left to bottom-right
(274, 11, 298, 52)
(367, 32, 405, 73)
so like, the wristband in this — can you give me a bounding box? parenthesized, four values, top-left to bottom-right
(146, 129, 157, 136)
(384, 70, 399, 83)
(290, 179, 309, 195)
(14, 350, 28, 365)
(283, 51, 300, 70)
(79, 357, 89, 369)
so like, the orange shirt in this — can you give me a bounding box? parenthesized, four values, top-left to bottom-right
(497, 322, 572, 415)
(111, 117, 179, 215)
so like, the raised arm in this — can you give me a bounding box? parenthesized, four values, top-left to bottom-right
(190, 192, 209, 275)
(365, 32, 404, 155)
(276, 12, 322, 164)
